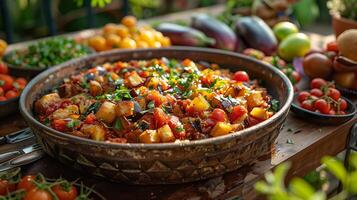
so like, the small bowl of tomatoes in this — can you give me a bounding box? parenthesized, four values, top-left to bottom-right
(0, 62, 28, 118)
(291, 78, 356, 125)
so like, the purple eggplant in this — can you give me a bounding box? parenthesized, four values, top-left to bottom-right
(235, 16, 278, 55)
(191, 14, 237, 51)
(155, 23, 215, 47)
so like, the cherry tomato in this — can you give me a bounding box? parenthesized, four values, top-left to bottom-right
(301, 100, 313, 111)
(84, 113, 96, 124)
(314, 99, 330, 114)
(328, 88, 341, 101)
(329, 109, 336, 115)
(310, 78, 327, 89)
(210, 108, 226, 122)
(52, 182, 78, 200)
(338, 111, 346, 115)
(233, 71, 249, 82)
(0, 87, 3, 96)
(0, 96, 6, 101)
(298, 91, 310, 103)
(0, 63, 8, 74)
(0, 74, 14, 91)
(15, 77, 27, 86)
(17, 175, 37, 191)
(326, 41, 338, 52)
(339, 99, 347, 111)
(310, 88, 323, 97)
(24, 188, 53, 200)
(230, 105, 247, 122)
(292, 71, 301, 83)
(5, 90, 19, 99)
(0, 179, 16, 195)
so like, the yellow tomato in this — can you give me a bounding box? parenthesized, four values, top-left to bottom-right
(106, 34, 121, 48)
(149, 41, 162, 48)
(139, 30, 155, 44)
(160, 36, 171, 47)
(103, 23, 118, 34)
(88, 36, 107, 51)
(0, 39, 7, 56)
(115, 25, 129, 38)
(121, 16, 137, 27)
(137, 41, 149, 48)
(120, 37, 137, 48)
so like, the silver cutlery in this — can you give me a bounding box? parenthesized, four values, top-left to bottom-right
(0, 128, 34, 144)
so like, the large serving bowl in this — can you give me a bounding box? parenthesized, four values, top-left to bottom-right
(20, 47, 293, 184)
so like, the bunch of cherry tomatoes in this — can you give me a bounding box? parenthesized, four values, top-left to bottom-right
(0, 173, 93, 200)
(297, 78, 347, 115)
(0, 63, 27, 101)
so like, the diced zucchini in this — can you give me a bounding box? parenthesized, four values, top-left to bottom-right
(250, 107, 269, 120)
(246, 91, 264, 109)
(210, 122, 233, 137)
(127, 71, 143, 87)
(95, 101, 116, 124)
(157, 125, 175, 142)
(81, 124, 106, 141)
(191, 95, 210, 112)
(115, 101, 135, 117)
(139, 130, 160, 143)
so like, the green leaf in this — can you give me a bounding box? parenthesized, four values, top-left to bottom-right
(273, 162, 291, 189)
(322, 156, 347, 185)
(255, 181, 271, 194)
(309, 191, 326, 200)
(147, 101, 155, 109)
(289, 178, 315, 199)
(114, 119, 122, 130)
(349, 152, 357, 170)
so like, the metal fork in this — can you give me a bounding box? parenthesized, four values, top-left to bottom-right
(0, 143, 44, 172)
(0, 128, 34, 144)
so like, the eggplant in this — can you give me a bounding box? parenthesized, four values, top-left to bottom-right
(191, 14, 237, 51)
(235, 16, 278, 55)
(155, 23, 215, 47)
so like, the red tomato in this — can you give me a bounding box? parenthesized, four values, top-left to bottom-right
(0, 179, 16, 195)
(230, 105, 247, 122)
(146, 90, 166, 107)
(326, 41, 338, 52)
(310, 78, 327, 89)
(233, 71, 249, 82)
(24, 188, 53, 200)
(5, 90, 19, 99)
(248, 116, 262, 126)
(15, 77, 27, 86)
(52, 119, 67, 132)
(292, 71, 301, 83)
(153, 108, 169, 128)
(52, 182, 78, 200)
(0, 96, 6, 101)
(328, 88, 341, 101)
(301, 100, 313, 111)
(314, 99, 330, 114)
(0, 74, 14, 91)
(168, 115, 184, 135)
(210, 108, 226, 122)
(0, 87, 3, 96)
(17, 175, 37, 191)
(329, 109, 336, 115)
(297, 91, 310, 103)
(339, 99, 347, 111)
(310, 88, 323, 97)
(84, 113, 96, 124)
(0, 63, 8, 74)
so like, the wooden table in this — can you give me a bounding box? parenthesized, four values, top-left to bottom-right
(1, 4, 353, 200)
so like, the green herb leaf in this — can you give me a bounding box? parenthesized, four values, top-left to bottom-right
(147, 101, 155, 109)
(114, 119, 122, 130)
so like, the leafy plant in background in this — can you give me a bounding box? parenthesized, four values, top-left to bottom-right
(255, 153, 357, 200)
(74, 0, 112, 7)
(327, 0, 357, 21)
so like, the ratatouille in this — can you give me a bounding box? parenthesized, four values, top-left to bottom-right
(35, 58, 277, 144)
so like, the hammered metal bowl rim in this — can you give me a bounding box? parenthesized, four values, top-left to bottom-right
(20, 47, 293, 149)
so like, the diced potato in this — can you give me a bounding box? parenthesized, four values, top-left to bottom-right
(191, 95, 210, 112)
(127, 71, 143, 87)
(115, 101, 134, 117)
(246, 91, 264, 109)
(96, 101, 116, 124)
(210, 122, 233, 137)
(139, 130, 160, 143)
(250, 107, 269, 120)
(89, 80, 103, 97)
(81, 124, 106, 141)
(35, 93, 61, 114)
(157, 125, 175, 142)
(52, 105, 79, 120)
(134, 97, 146, 110)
